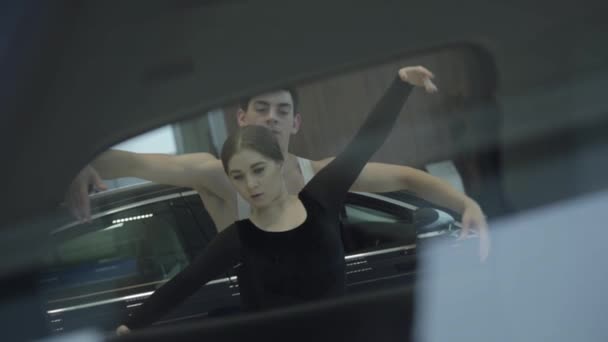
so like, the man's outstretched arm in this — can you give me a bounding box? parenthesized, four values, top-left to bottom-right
(91, 150, 216, 187)
(66, 150, 221, 221)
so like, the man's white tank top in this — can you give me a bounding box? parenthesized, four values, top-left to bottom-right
(236, 157, 314, 220)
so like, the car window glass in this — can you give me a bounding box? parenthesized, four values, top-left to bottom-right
(42, 200, 191, 304)
(345, 203, 400, 223)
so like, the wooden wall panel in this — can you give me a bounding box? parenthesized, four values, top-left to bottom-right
(222, 47, 487, 170)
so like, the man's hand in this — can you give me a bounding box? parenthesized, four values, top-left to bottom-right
(398, 66, 438, 93)
(65, 165, 107, 222)
(459, 201, 491, 262)
(116, 325, 131, 336)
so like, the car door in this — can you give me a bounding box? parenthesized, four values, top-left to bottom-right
(41, 189, 233, 334)
(341, 191, 456, 293)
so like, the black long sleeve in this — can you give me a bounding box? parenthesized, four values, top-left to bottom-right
(124, 225, 241, 329)
(302, 76, 413, 209)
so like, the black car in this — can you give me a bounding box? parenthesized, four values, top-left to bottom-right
(41, 182, 461, 334)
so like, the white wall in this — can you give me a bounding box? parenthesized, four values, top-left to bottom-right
(105, 125, 177, 189)
(113, 125, 177, 154)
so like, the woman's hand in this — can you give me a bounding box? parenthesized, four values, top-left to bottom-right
(460, 201, 491, 262)
(398, 66, 438, 93)
(116, 325, 131, 336)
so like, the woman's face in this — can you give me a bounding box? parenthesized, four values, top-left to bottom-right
(227, 149, 284, 208)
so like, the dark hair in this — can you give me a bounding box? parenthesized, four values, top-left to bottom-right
(239, 88, 300, 114)
(221, 125, 284, 173)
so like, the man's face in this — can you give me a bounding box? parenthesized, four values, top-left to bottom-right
(237, 90, 301, 150)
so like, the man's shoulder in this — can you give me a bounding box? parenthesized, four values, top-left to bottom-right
(180, 152, 218, 165)
(201, 156, 223, 169)
(186, 154, 222, 172)
(190, 157, 234, 194)
(302, 155, 335, 173)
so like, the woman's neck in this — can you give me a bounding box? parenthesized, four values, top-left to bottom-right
(250, 187, 292, 227)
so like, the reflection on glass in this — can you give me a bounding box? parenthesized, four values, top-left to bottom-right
(42, 202, 189, 306)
